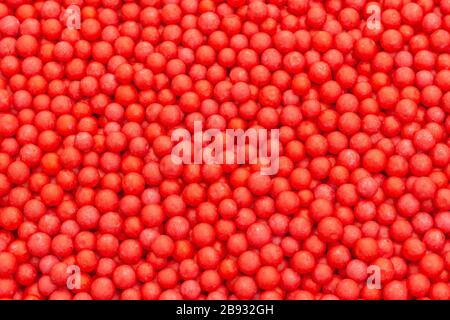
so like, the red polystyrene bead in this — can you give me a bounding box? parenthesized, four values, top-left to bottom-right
(0, 0, 448, 301)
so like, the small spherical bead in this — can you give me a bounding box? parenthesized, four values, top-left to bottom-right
(0, 0, 447, 302)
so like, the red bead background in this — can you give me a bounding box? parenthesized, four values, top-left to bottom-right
(0, 0, 449, 300)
